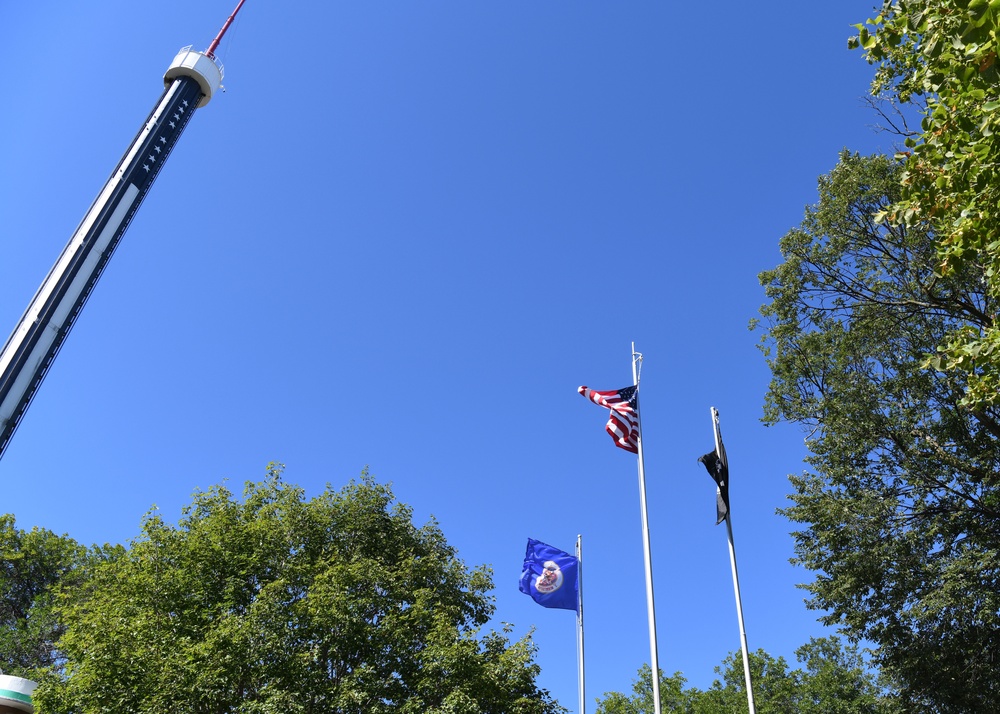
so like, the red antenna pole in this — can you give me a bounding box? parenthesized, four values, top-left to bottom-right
(205, 0, 247, 58)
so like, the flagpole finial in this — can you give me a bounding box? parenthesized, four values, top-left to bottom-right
(632, 350, 643, 387)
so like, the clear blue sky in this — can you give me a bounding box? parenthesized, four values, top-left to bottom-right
(1, 1, 889, 708)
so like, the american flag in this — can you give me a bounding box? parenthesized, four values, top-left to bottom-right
(578, 385, 639, 453)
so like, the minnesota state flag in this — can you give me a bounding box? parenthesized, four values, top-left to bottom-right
(519, 538, 579, 611)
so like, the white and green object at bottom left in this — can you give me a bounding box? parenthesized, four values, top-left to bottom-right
(0, 674, 35, 714)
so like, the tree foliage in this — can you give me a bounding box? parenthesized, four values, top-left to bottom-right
(35, 466, 562, 714)
(0, 514, 88, 677)
(594, 638, 892, 714)
(851, 0, 1000, 406)
(592, 665, 689, 714)
(756, 151, 1000, 711)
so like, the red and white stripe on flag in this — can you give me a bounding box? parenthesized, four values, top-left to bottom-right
(578, 385, 639, 453)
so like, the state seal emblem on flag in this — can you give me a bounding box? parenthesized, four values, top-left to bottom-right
(535, 560, 565, 593)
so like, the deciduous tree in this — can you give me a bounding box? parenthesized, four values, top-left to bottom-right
(852, 0, 1000, 407)
(36, 466, 562, 714)
(594, 638, 892, 714)
(756, 151, 1000, 711)
(592, 665, 689, 714)
(0, 514, 87, 677)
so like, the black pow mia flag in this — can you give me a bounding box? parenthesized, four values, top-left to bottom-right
(698, 432, 730, 525)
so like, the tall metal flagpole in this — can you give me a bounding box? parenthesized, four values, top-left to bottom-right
(632, 342, 662, 714)
(711, 407, 756, 714)
(576, 534, 586, 714)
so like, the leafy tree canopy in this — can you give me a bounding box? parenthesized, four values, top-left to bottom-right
(0, 515, 88, 677)
(756, 151, 1000, 711)
(594, 637, 893, 714)
(851, 0, 1000, 407)
(35, 465, 562, 714)
(592, 665, 689, 714)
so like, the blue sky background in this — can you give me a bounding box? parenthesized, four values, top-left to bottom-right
(1, 1, 891, 708)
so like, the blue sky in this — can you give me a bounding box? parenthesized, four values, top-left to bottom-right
(1, 1, 890, 708)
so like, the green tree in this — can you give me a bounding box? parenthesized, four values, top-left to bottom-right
(692, 649, 798, 714)
(851, 0, 1000, 407)
(593, 665, 690, 713)
(36, 465, 562, 714)
(595, 638, 893, 714)
(0, 514, 88, 677)
(756, 151, 1000, 711)
(793, 638, 890, 714)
